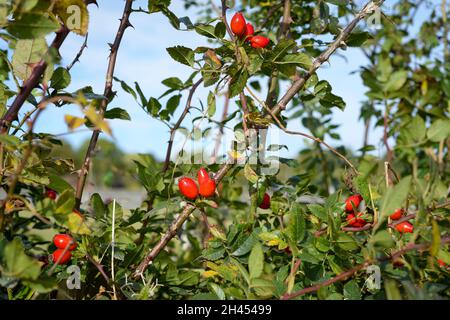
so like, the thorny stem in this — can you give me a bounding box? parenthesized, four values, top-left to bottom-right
(133, 0, 385, 278)
(281, 236, 450, 300)
(74, 0, 134, 210)
(67, 33, 89, 71)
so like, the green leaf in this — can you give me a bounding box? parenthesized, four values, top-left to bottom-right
(50, 67, 71, 90)
(104, 107, 131, 120)
(384, 279, 402, 300)
(427, 119, 450, 142)
(248, 242, 264, 279)
(166, 94, 181, 115)
(3, 238, 41, 280)
(346, 31, 371, 47)
(307, 204, 328, 221)
(370, 230, 395, 248)
(55, 189, 75, 215)
(269, 39, 296, 62)
(244, 163, 259, 184)
(11, 38, 47, 81)
(232, 231, 259, 256)
(229, 68, 248, 98)
(162, 77, 184, 89)
(344, 280, 361, 300)
(379, 176, 412, 220)
(214, 22, 226, 39)
(288, 203, 305, 243)
(195, 24, 216, 38)
(209, 283, 226, 300)
(384, 70, 407, 92)
(207, 91, 216, 117)
(7, 13, 59, 39)
(274, 53, 312, 70)
(90, 193, 106, 219)
(335, 233, 359, 251)
(166, 46, 195, 67)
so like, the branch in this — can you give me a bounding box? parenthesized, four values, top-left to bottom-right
(133, 203, 196, 279)
(270, 0, 386, 117)
(162, 78, 203, 172)
(0, 26, 70, 133)
(74, 0, 134, 210)
(67, 33, 89, 71)
(132, 0, 384, 278)
(281, 235, 450, 300)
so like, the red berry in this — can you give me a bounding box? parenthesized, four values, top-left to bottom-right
(45, 188, 57, 200)
(53, 234, 77, 251)
(197, 168, 211, 186)
(437, 259, 447, 268)
(346, 212, 367, 228)
(390, 208, 404, 220)
(178, 177, 199, 200)
(250, 35, 270, 48)
(345, 194, 363, 212)
(51, 249, 72, 265)
(258, 193, 271, 209)
(395, 221, 413, 233)
(199, 179, 216, 198)
(244, 23, 254, 41)
(230, 12, 246, 36)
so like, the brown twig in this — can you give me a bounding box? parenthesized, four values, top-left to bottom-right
(281, 235, 450, 300)
(85, 253, 110, 283)
(132, 0, 386, 279)
(133, 203, 196, 278)
(67, 33, 89, 71)
(0, 26, 70, 133)
(162, 78, 203, 172)
(74, 0, 134, 210)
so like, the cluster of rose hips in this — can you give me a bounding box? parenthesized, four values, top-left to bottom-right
(50, 234, 77, 265)
(230, 12, 270, 49)
(389, 208, 413, 233)
(344, 194, 413, 233)
(178, 168, 216, 200)
(344, 194, 367, 227)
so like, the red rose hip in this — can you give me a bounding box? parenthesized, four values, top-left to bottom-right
(199, 179, 216, 198)
(53, 234, 77, 251)
(250, 35, 270, 48)
(178, 177, 199, 200)
(244, 23, 254, 41)
(395, 221, 413, 233)
(230, 12, 246, 36)
(197, 168, 211, 186)
(345, 194, 363, 212)
(390, 208, 404, 220)
(51, 249, 72, 265)
(346, 212, 367, 228)
(258, 193, 271, 209)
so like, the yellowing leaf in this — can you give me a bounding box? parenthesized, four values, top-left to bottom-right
(67, 211, 92, 235)
(202, 270, 219, 278)
(64, 114, 85, 130)
(84, 106, 112, 135)
(267, 239, 280, 246)
(53, 0, 89, 35)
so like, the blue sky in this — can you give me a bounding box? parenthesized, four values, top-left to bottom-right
(20, 0, 435, 162)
